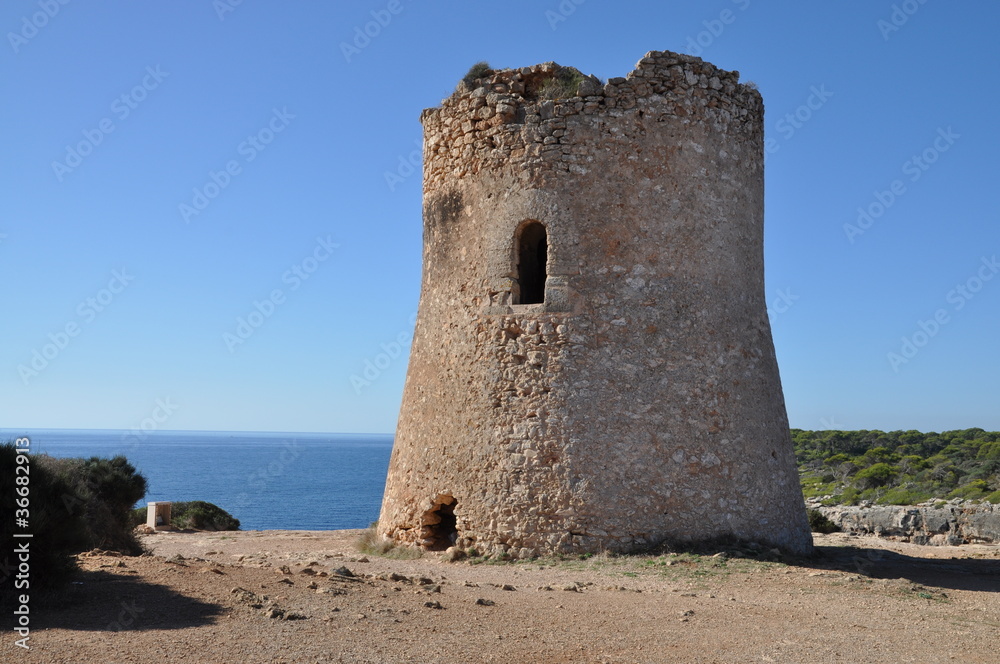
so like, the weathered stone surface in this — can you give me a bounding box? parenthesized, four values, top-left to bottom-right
(377, 50, 813, 558)
(819, 503, 1000, 544)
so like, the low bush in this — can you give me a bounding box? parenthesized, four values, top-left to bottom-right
(34, 454, 147, 555)
(539, 66, 585, 99)
(854, 462, 898, 489)
(2, 444, 148, 601)
(880, 487, 934, 505)
(463, 61, 491, 86)
(807, 509, 840, 534)
(946, 480, 990, 502)
(133, 501, 240, 531)
(0, 443, 91, 595)
(356, 523, 421, 559)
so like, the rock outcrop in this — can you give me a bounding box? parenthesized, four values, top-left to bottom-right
(816, 502, 1000, 545)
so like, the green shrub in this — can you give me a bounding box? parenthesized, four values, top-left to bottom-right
(539, 66, 585, 99)
(898, 455, 928, 473)
(462, 61, 491, 88)
(0, 443, 91, 595)
(977, 442, 1000, 460)
(861, 447, 898, 464)
(823, 453, 850, 466)
(799, 474, 836, 498)
(879, 487, 933, 505)
(34, 454, 147, 554)
(854, 463, 898, 489)
(169, 501, 240, 531)
(947, 480, 990, 502)
(807, 509, 839, 534)
(859, 488, 880, 502)
(985, 491, 1000, 504)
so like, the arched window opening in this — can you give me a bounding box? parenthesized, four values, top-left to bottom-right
(516, 222, 547, 305)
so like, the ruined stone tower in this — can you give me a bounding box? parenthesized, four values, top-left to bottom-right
(377, 50, 813, 557)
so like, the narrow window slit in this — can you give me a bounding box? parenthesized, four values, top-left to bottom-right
(516, 222, 547, 304)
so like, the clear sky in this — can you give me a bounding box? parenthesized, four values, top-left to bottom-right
(2, 1, 998, 434)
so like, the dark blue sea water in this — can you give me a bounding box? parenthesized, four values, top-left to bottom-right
(0, 429, 393, 531)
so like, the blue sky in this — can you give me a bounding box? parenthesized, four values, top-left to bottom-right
(2, 1, 998, 434)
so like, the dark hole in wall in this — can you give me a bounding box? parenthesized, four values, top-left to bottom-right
(517, 222, 547, 304)
(423, 499, 458, 551)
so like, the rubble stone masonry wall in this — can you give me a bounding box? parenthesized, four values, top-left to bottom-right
(377, 50, 814, 557)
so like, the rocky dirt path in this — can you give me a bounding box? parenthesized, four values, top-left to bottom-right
(15, 530, 1000, 663)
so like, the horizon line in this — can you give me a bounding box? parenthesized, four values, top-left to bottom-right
(0, 426, 395, 437)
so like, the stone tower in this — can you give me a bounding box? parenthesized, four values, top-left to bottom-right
(377, 50, 813, 558)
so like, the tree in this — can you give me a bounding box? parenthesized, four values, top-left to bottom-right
(854, 463, 897, 489)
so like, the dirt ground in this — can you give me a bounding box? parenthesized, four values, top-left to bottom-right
(11, 530, 1000, 663)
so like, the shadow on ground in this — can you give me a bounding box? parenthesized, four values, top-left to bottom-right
(807, 544, 1000, 594)
(22, 567, 225, 632)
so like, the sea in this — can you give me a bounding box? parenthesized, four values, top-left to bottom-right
(0, 429, 394, 531)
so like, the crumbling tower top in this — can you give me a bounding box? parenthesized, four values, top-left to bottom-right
(421, 50, 762, 189)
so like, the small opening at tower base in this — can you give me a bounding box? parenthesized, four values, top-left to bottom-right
(421, 498, 458, 551)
